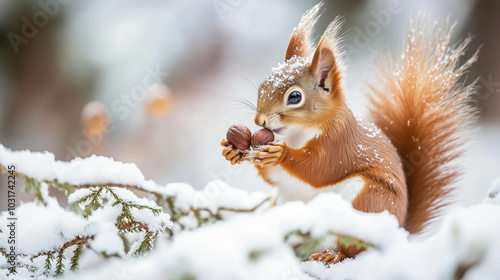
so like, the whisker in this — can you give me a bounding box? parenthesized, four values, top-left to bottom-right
(215, 96, 257, 112)
(212, 99, 257, 121)
(230, 95, 257, 109)
(234, 112, 255, 123)
(235, 72, 259, 90)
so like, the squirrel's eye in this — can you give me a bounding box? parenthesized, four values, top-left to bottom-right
(287, 91, 302, 105)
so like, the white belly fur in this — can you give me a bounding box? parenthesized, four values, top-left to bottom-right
(268, 166, 365, 204)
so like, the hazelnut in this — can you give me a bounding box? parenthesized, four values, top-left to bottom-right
(251, 129, 275, 148)
(227, 124, 252, 150)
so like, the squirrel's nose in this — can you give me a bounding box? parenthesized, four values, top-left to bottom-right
(254, 114, 268, 128)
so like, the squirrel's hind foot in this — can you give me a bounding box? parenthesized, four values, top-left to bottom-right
(308, 249, 348, 267)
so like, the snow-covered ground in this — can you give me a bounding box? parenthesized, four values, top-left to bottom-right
(0, 143, 500, 280)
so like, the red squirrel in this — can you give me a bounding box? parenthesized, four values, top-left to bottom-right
(222, 4, 477, 264)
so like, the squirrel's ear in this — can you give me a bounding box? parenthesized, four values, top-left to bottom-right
(310, 18, 343, 93)
(285, 3, 322, 61)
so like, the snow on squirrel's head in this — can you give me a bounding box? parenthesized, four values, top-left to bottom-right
(255, 3, 346, 136)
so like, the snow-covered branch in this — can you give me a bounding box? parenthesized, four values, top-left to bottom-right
(1, 143, 499, 280)
(0, 143, 271, 278)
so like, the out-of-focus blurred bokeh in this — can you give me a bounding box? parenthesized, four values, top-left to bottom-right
(0, 0, 499, 206)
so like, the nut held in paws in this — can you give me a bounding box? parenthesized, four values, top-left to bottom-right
(227, 124, 252, 150)
(251, 129, 275, 148)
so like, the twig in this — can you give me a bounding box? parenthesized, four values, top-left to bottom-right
(31, 235, 94, 259)
(24, 219, 155, 260)
(117, 221, 150, 232)
(218, 196, 271, 213)
(72, 183, 162, 199)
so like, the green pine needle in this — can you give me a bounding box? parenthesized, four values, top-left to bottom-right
(23, 177, 47, 206)
(55, 249, 65, 275)
(44, 254, 54, 274)
(70, 244, 83, 271)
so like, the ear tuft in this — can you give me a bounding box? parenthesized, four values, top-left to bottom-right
(310, 17, 344, 93)
(285, 3, 322, 61)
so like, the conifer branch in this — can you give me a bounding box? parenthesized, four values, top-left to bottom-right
(0, 163, 269, 216)
(0, 162, 270, 275)
(31, 235, 94, 260)
(55, 249, 65, 275)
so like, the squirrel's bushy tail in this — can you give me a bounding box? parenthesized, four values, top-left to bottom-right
(368, 18, 478, 234)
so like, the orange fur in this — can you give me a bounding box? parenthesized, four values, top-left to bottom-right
(285, 4, 321, 60)
(222, 5, 477, 263)
(368, 19, 478, 234)
(256, 100, 408, 225)
(252, 6, 408, 227)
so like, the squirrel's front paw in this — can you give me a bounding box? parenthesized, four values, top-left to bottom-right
(252, 142, 288, 166)
(221, 139, 245, 165)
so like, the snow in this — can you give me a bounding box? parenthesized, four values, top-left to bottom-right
(1, 143, 500, 279)
(67, 188, 93, 204)
(59, 190, 500, 280)
(301, 203, 500, 280)
(260, 55, 310, 99)
(153, 180, 269, 213)
(484, 176, 500, 204)
(76, 186, 173, 250)
(109, 187, 159, 209)
(0, 197, 87, 256)
(197, 180, 269, 212)
(159, 182, 199, 210)
(57, 193, 408, 280)
(0, 143, 154, 188)
(0, 139, 270, 215)
(0, 184, 170, 259)
(0, 143, 175, 277)
(87, 222, 124, 257)
(61, 180, 500, 280)
(131, 205, 171, 233)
